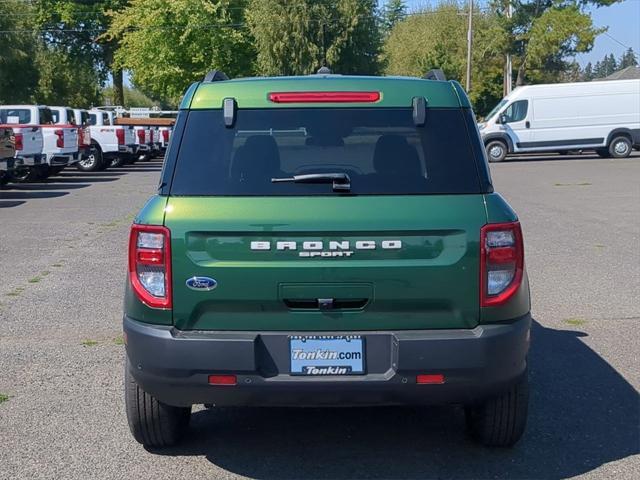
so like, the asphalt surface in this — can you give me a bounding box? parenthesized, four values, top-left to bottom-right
(0, 152, 638, 479)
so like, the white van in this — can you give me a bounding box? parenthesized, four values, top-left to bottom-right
(479, 79, 640, 162)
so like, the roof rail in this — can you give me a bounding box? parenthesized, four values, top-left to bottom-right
(203, 70, 229, 82)
(423, 69, 446, 81)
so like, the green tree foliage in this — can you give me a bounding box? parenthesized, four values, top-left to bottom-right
(108, 0, 253, 105)
(102, 86, 158, 108)
(246, 0, 381, 76)
(383, 3, 507, 115)
(381, 0, 407, 34)
(0, 1, 39, 102)
(498, 0, 616, 85)
(619, 47, 638, 68)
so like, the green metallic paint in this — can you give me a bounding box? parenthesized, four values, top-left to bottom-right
(179, 82, 200, 110)
(133, 195, 168, 225)
(163, 195, 487, 331)
(189, 76, 463, 110)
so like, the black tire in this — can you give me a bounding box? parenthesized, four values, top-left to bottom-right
(595, 148, 609, 158)
(485, 140, 508, 163)
(49, 166, 65, 175)
(109, 156, 126, 168)
(77, 145, 103, 172)
(10, 165, 49, 182)
(125, 360, 191, 448)
(608, 135, 632, 159)
(465, 371, 529, 447)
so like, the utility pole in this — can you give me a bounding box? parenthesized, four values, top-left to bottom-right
(504, 0, 513, 96)
(465, 0, 474, 92)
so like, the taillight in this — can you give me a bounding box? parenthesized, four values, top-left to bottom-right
(54, 129, 64, 148)
(162, 130, 169, 142)
(128, 224, 172, 309)
(137, 129, 145, 143)
(14, 133, 23, 151)
(480, 221, 524, 307)
(116, 128, 125, 145)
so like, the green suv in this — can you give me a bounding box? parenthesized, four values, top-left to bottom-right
(124, 70, 531, 448)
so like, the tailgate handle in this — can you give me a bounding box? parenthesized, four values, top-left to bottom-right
(283, 298, 368, 310)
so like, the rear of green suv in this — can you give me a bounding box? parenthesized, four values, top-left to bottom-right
(123, 72, 531, 448)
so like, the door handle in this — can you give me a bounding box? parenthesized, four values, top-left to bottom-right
(525, 121, 530, 129)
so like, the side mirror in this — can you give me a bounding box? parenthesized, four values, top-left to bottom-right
(499, 114, 508, 125)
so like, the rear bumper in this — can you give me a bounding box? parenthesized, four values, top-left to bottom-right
(124, 314, 531, 407)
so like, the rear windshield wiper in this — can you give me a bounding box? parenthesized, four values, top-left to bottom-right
(271, 173, 351, 192)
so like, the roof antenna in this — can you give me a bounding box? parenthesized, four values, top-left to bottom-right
(424, 69, 446, 81)
(317, 66, 332, 75)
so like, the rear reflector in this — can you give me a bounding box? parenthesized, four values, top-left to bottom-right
(416, 374, 445, 385)
(268, 91, 380, 103)
(208, 375, 237, 386)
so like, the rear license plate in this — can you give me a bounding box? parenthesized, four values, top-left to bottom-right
(290, 335, 365, 375)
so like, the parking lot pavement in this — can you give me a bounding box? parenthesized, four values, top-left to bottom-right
(0, 153, 638, 480)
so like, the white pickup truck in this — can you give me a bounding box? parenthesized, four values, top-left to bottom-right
(50, 106, 99, 172)
(0, 105, 78, 180)
(88, 110, 137, 168)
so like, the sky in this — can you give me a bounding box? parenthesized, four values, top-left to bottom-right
(398, 0, 640, 67)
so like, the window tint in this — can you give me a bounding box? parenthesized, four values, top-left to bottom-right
(170, 108, 481, 196)
(503, 100, 528, 123)
(0, 108, 31, 124)
(67, 110, 76, 124)
(51, 110, 61, 124)
(103, 113, 110, 125)
(39, 108, 54, 125)
(88, 113, 97, 125)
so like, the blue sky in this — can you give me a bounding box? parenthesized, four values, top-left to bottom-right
(397, 0, 640, 66)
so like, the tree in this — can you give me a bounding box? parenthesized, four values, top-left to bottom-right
(383, 3, 507, 115)
(619, 47, 637, 68)
(246, 0, 381, 76)
(108, 0, 254, 106)
(31, 0, 127, 105)
(0, 0, 39, 103)
(504, 1, 609, 86)
(381, 0, 407, 34)
(582, 62, 593, 81)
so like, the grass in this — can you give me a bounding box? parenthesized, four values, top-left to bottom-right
(594, 244, 606, 249)
(28, 276, 41, 283)
(41, 271, 50, 277)
(113, 336, 125, 346)
(0, 393, 9, 404)
(5, 286, 25, 297)
(564, 317, 587, 326)
(81, 339, 99, 347)
(52, 263, 63, 268)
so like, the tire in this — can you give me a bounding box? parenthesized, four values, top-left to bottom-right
(10, 165, 49, 182)
(465, 370, 529, 447)
(485, 140, 508, 163)
(125, 360, 191, 448)
(608, 135, 632, 159)
(109, 156, 126, 168)
(77, 145, 103, 172)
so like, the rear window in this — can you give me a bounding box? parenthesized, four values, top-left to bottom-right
(0, 109, 31, 124)
(170, 108, 481, 196)
(40, 108, 54, 125)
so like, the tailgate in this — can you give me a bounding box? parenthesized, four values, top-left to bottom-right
(165, 195, 487, 331)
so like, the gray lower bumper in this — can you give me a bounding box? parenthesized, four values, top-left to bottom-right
(124, 314, 531, 407)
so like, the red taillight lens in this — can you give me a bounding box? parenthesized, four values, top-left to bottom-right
(116, 128, 125, 145)
(416, 374, 445, 385)
(14, 133, 23, 151)
(54, 129, 64, 148)
(137, 129, 144, 142)
(128, 224, 172, 309)
(268, 91, 381, 103)
(208, 375, 237, 386)
(162, 130, 169, 142)
(480, 222, 524, 307)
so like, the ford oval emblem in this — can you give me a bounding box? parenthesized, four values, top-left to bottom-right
(186, 276, 217, 291)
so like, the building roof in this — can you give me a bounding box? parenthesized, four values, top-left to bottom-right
(604, 65, 640, 80)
